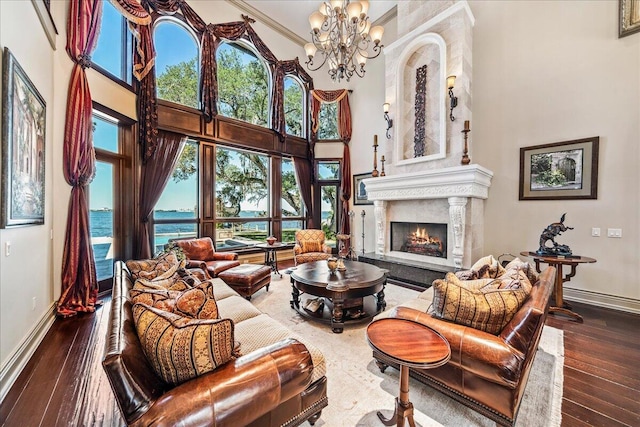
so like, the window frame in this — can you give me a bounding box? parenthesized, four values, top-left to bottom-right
(283, 74, 307, 138)
(316, 101, 341, 142)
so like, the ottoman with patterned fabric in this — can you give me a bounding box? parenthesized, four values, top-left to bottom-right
(218, 264, 272, 300)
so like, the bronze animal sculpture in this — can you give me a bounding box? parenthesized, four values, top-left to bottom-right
(537, 213, 574, 256)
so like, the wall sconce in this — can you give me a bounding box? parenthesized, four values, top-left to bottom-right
(447, 75, 458, 121)
(383, 103, 393, 139)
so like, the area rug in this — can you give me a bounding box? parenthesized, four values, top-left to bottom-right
(251, 272, 564, 427)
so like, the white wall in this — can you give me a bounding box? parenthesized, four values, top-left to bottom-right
(0, 0, 57, 382)
(471, 0, 640, 309)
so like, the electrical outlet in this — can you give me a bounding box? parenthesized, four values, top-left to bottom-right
(607, 228, 622, 238)
(591, 228, 600, 237)
(5, 241, 10, 257)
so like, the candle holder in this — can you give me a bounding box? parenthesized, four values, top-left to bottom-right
(372, 135, 379, 177)
(380, 155, 386, 177)
(361, 210, 366, 254)
(461, 120, 471, 165)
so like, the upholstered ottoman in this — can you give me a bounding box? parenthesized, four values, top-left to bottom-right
(218, 264, 272, 300)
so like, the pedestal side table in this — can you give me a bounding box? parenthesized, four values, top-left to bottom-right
(520, 251, 596, 323)
(257, 242, 284, 278)
(366, 318, 451, 427)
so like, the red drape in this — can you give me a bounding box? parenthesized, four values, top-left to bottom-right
(137, 131, 187, 259)
(292, 157, 316, 229)
(58, 0, 103, 318)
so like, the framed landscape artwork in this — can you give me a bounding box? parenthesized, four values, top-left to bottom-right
(619, 0, 640, 37)
(519, 137, 599, 201)
(353, 172, 373, 205)
(1, 47, 46, 227)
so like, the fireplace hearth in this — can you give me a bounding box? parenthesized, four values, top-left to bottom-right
(391, 221, 447, 259)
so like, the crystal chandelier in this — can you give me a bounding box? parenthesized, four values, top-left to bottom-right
(304, 0, 385, 82)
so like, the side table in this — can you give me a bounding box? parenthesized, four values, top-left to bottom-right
(366, 318, 450, 427)
(520, 251, 596, 323)
(256, 242, 283, 278)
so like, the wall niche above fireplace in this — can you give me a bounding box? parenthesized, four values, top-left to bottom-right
(391, 221, 447, 259)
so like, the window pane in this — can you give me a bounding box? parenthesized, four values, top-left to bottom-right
(154, 223, 197, 254)
(216, 221, 268, 249)
(93, 113, 118, 152)
(154, 141, 199, 218)
(155, 20, 199, 108)
(318, 161, 340, 181)
(93, 1, 130, 83)
(284, 76, 303, 137)
(216, 147, 269, 218)
(282, 220, 303, 243)
(321, 184, 338, 247)
(90, 162, 114, 281)
(318, 102, 339, 140)
(281, 158, 303, 217)
(217, 43, 269, 127)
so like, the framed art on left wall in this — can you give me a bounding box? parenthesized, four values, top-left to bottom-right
(1, 47, 46, 228)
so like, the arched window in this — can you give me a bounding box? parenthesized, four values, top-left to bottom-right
(317, 102, 339, 140)
(154, 18, 200, 109)
(216, 41, 270, 127)
(284, 76, 304, 137)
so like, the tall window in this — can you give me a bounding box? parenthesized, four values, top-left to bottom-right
(215, 147, 270, 249)
(92, 0, 132, 84)
(316, 161, 340, 247)
(317, 102, 339, 140)
(281, 158, 304, 243)
(217, 42, 270, 127)
(284, 76, 304, 137)
(154, 19, 199, 108)
(153, 140, 199, 253)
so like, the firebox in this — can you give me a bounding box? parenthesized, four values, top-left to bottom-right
(390, 221, 447, 258)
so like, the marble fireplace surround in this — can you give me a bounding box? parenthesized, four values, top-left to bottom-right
(363, 164, 493, 269)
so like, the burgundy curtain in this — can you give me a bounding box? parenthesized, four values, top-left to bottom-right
(57, 0, 103, 318)
(292, 157, 316, 229)
(137, 131, 187, 259)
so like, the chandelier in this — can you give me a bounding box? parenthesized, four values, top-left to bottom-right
(304, 0, 385, 82)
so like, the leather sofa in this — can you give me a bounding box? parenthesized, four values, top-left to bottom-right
(172, 237, 240, 278)
(372, 266, 555, 426)
(103, 261, 328, 427)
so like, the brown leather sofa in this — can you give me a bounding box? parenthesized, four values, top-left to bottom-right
(172, 237, 240, 278)
(103, 261, 328, 427)
(372, 266, 555, 426)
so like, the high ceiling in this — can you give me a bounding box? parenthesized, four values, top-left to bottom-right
(241, 0, 397, 44)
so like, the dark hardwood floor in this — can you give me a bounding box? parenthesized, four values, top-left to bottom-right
(1, 263, 639, 426)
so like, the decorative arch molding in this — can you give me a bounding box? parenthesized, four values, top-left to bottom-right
(394, 32, 447, 166)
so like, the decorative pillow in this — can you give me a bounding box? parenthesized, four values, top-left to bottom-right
(133, 303, 235, 386)
(504, 258, 539, 284)
(126, 251, 184, 281)
(131, 280, 219, 319)
(431, 272, 530, 335)
(301, 240, 322, 253)
(134, 276, 193, 292)
(490, 268, 534, 292)
(470, 255, 506, 279)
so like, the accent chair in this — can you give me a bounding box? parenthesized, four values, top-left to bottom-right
(293, 229, 332, 266)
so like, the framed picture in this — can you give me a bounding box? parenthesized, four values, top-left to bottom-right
(353, 172, 373, 205)
(519, 137, 599, 201)
(1, 47, 46, 227)
(619, 0, 640, 38)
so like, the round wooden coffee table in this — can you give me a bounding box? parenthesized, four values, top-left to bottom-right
(366, 318, 451, 427)
(290, 260, 387, 333)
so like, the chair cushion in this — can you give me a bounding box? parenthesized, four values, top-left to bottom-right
(431, 272, 531, 335)
(301, 240, 322, 253)
(125, 251, 184, 281)
(132, 303, 235, 386)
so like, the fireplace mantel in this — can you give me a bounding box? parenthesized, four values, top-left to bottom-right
(362, 164, 493, 201)
(362, 164, 493, 269)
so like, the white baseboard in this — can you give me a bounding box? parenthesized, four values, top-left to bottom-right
(564, 287, 640, 315)
(0, 302, 56, 403)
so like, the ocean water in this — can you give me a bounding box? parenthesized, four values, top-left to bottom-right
(90, 210, 309, 280)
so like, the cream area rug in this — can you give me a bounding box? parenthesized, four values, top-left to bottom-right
(251, 272, 564, 427)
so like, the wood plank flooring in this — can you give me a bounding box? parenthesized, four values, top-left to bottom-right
(1, 264, 639, 426)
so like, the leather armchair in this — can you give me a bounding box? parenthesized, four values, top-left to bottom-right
(293, 229, 332, 266)
(172, 237, 240, 278)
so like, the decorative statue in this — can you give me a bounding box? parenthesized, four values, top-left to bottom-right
(537, 213, 574, 256)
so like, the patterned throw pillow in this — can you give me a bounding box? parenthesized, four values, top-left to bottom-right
(431, 272, 531, 335)
(504, 258, 539, 284)
(126, 251, 184, 281)
(133, 303, 235, 386)
(470, 255, 506, 279)
(131, 282, 219, 320)
(301, 240, 322, 253)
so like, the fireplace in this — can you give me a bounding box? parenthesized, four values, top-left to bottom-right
(391, 221, 447, 259)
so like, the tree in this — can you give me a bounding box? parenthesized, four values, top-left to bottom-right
(317, 102, 339, 140)
(284, 77, 303, 137)
(157, 58, 198, 108)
